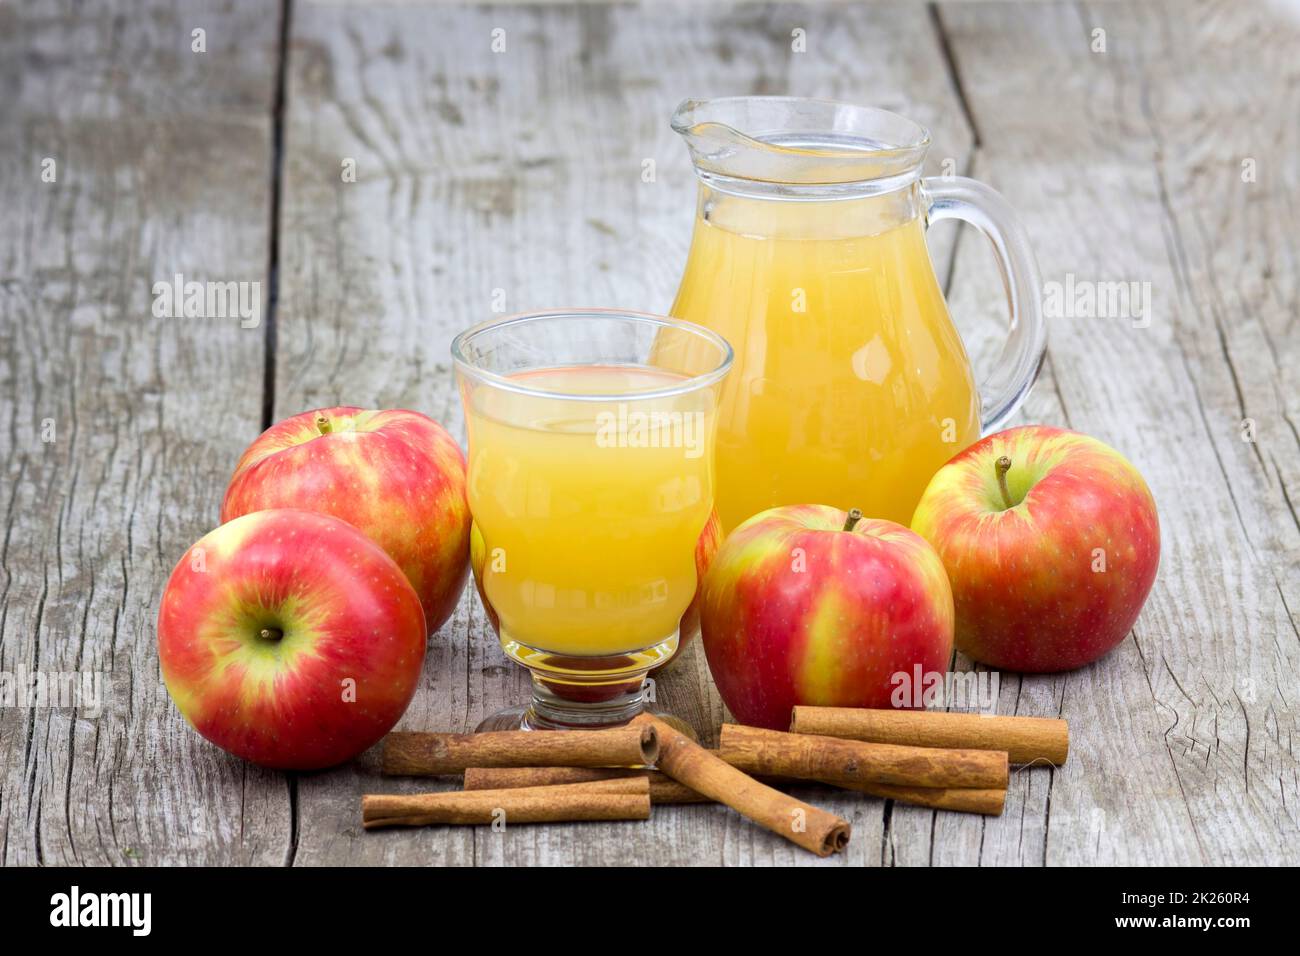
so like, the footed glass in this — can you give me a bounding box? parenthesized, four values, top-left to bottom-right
(451, 309, 732, 731)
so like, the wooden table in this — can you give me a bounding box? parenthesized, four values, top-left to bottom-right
(2, 0, 1296, 866)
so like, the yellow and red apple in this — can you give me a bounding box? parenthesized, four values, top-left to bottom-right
(699, 505, 954, 730)
(911, 425, 1160, 672)
(157, 509, 427, 769)
(221, 407, 470, 635)
(671, 507, 722, 669)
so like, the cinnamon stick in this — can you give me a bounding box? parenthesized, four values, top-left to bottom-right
(718, 724, 1009, 790)
(463, 765, 1003, 815)
(633, 715, 851, 856)
(790, 706, 1068, 766)
(463, 766, 709, 804)
(381, 726, 658, 776)
(826, 780, 1006, 815)
(362, 777, 651, 829)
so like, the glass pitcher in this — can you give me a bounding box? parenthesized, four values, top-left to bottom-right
(668, 97, 1045, 530)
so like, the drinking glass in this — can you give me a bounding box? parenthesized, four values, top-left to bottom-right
(451, 309, 732, 731)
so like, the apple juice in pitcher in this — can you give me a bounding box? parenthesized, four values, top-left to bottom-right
(668, 97, 1046, 530)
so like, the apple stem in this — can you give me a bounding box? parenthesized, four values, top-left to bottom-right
(260, 627, 283, 642)
(995, 456, 1014, 509)
(315, 415, 332, 435)
(842, 508, 863, 532)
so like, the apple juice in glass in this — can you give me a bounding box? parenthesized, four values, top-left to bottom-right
(452, 310, 732, 731)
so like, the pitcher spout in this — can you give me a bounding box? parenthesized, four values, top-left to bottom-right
(671, 96, 931, 198)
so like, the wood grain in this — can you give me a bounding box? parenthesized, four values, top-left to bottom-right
(1, 0, 1294, 867)
(275, 0, 972, 867)
(929, 0, 1300, 865)
(0, 0, 285, 865)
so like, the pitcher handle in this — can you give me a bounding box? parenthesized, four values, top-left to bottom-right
(922, 177, 1046, 434)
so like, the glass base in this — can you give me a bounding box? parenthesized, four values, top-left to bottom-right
(475, 704, 698, 741)
(477, 627, 697, 738)
(478, 628, 685, 732)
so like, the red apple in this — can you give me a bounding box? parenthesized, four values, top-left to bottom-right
(157, 509, 427, 769)
(468, 520, 499, 633)
(700, 505, 954, 730)
(667, 507, 722, 671)
(910, 425, 1160, 672)
(221, 407, 470, 635)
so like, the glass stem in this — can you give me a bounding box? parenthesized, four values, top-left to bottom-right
(523, 670, 651, 730)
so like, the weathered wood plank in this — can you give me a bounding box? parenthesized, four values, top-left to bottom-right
(276, 0, 971, 865)
(7, 0, 1292, 868)
(934, 0, 1300, 865)
(0, 0, 285, 865)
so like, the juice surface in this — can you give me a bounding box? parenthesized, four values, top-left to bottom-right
(670, 196, 981, 531)
(465, 365, 714, 657)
